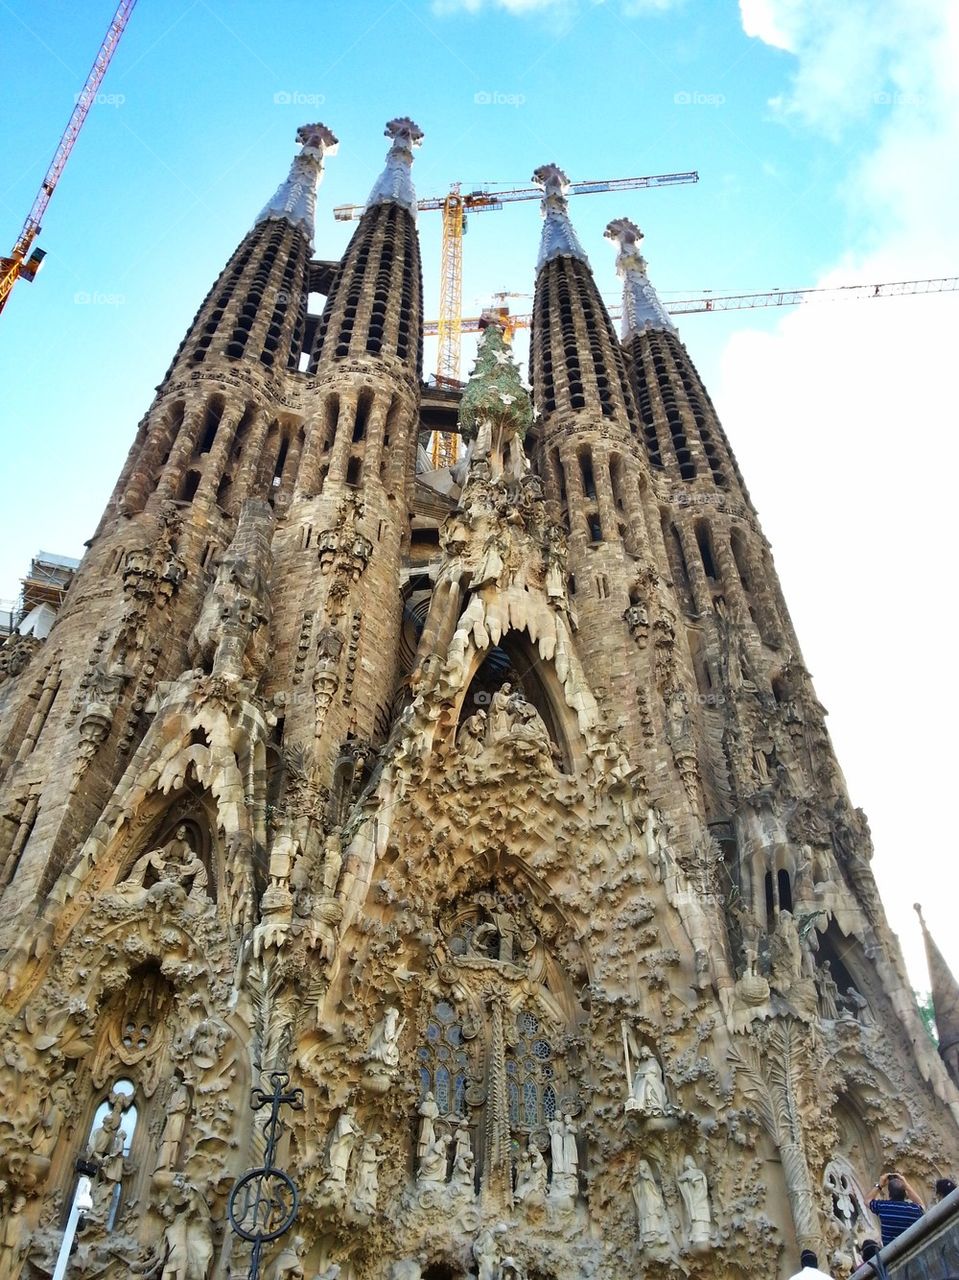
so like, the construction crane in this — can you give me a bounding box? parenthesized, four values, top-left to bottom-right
(0, 0, 137, 317)
(424, 275, 959, 336)
(334, 171, 699, 467)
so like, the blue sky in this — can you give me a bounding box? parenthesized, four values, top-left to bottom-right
(1, 0, 957, 990)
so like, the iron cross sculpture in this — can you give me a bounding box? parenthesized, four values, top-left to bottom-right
(228, 1071, 305, 1279)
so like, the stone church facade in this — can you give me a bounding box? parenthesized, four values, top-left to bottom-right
(0, 118, 956, 1279)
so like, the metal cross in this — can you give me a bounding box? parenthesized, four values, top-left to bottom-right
(228, 1071, 304, 1280)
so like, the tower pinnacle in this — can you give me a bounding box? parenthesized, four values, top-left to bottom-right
(366, 117, 424, 217)
(533, 163, 589, 270)
(605, 217, 677, 339)
(915, 903, 959, 1086)
(255, 122, 339, 247)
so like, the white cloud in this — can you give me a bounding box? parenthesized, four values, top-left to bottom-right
(741, 0, 949, 137)
(717, 0, 959, 990)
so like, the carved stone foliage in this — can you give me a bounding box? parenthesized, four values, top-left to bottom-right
(317, 494, 373, 622)
(0, 635, 41, 685)
(188, 498, 274, 686)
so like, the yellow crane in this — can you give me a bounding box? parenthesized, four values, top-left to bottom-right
(334, 171, 699, 467)
(0, 0, 137, 317)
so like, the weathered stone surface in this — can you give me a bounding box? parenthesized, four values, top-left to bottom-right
(0, 125, 955, 1280)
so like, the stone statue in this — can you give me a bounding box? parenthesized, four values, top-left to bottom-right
(506, 690, 553, 758)
(31, 1070, 76, 1158)
(0, 1188, 27, 1280)
(146, 1185, 214, 1280)
(548, 1114, 579, 1201)
(472, 1224, 507, 1280)
(515, 1140, 547, 1206)
(818, 960, 841, 1020)
(456, 709, 488, 759)
(416, 1131, 451, 1185)
(155, 1074, 190, 1173)
(120, 826, 209, 902)
(389, 1262, 424, 1280)
(677, 1155, 711, 1246)
(488, 682, 514, 743)
(327, 1109, 362, 1187)
(450, 1124, 475, 1193)
(629, 1046, 671, 1116)
(416, 1091, 439, 1160)
(366, 1006, 403, 1069)
(352, 1133, 385, 1214)
(267, 1234, 308, 1280)
(770, 909, 803, 993)
(632, 1159, 670, 1250)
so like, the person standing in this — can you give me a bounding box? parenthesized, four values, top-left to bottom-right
(868, 1171, 925, 1246)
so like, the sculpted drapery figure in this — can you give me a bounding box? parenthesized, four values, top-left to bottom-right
(119, 825, 209, 901)
(353, 1134, 386, 1214)
(515, 1141, 548, 1205)
(155, 1075, 190, 1173)
(328, 1109, 362, 1188)
(417, 1131, 452, 1185)
(677, 1155, 712, 1246)
(366, 1006, 403, 1068)
(416, 1091, 439, 1161)
(548, 1114, 579, 1201)
(632, 1159, 670, 1250)
(628, 1046, 671, 1116)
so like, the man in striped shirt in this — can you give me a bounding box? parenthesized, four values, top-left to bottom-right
(868, 1171, 925, 1247)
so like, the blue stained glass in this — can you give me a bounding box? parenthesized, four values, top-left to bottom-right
(436, 1001, 455, 1023)
(446, 1025, 462, 1046)
(427, 1022, 441, 1042)
(508, 1081, 519, 1124)
(436, 1066, 451, 1113)
(523, 1080, 537, 1126)
(419, 1067, 431, 1096)
(544, 1084, 557, 1120)
(533, 1039, 551, 1060)
(436, 1045, 450, 1061)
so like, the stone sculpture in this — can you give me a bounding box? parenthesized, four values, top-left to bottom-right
(677, 1155, 711, 1247)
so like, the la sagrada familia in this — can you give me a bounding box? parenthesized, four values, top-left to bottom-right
(0, 118, 957, 1280)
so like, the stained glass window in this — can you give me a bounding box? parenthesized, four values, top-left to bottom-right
(507, 1009, 555, 1129)
(417, 1001, 469, 1117)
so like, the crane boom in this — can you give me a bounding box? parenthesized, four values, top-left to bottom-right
(333, 171, 698, 222)
(423, 276, 959, 335)
(0, 0, 137, 315)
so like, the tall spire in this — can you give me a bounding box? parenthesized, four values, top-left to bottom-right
(915, 904, 959, 1085)
(255, 122, 338, 247)
(533, 164, 589, 270)
(605, 217, 677, 339)
(365, 117, 423, 218)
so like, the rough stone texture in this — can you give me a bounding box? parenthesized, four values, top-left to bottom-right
(0, 125, 956, 1280)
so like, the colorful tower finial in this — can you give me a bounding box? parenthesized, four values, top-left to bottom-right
(366, 117, 424, 218)
(605, 217, 677, 339)
(533, 163, 589, 270)
(255, 122, 339, 247)
(458, 321, 532, 445)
